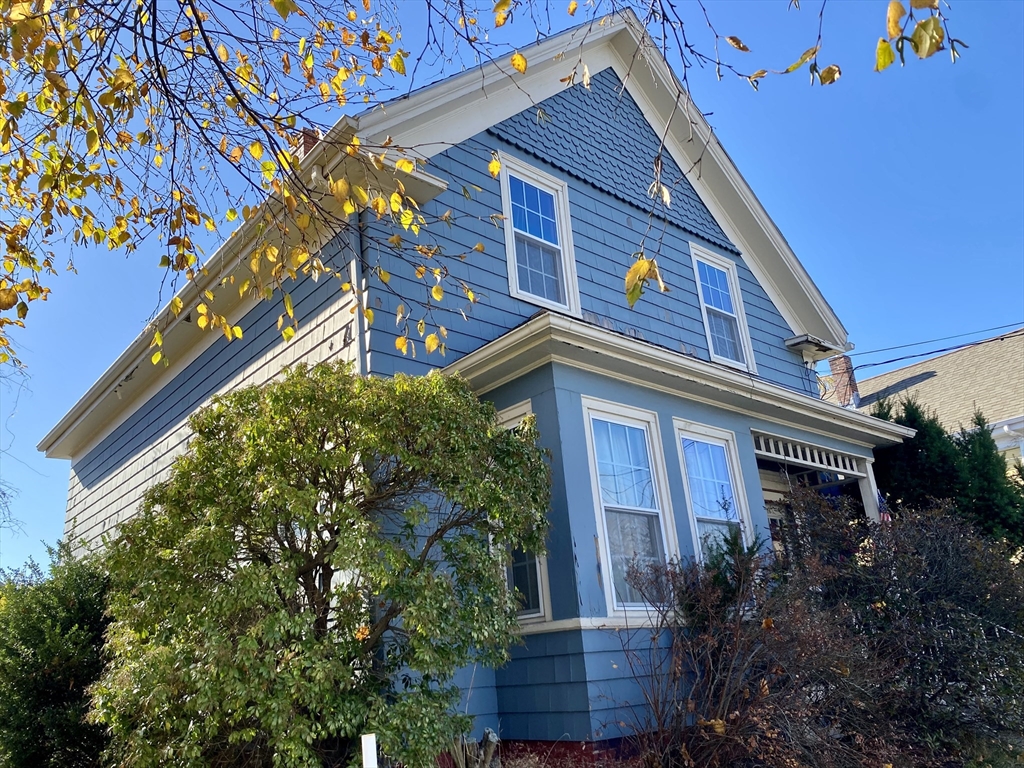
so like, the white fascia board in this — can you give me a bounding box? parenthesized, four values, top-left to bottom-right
(445, 313, 914, 448)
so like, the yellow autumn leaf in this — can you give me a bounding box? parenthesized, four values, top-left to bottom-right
(875, 38, 896, 72)
(390, 53, 406, 75)
(431, 284, 444, 302)
(488, 154, 501, 178)
(625, 257, 656, 308)
(170, 297, 184, 316)
(151, 350, 162, 365)
(510, 51, 527, 74)
(395, 158, 415, 174)
(363, 307, 374, 324)
(725, 36, 749, 52)
(378, 267, 390, 284)
(909, 0, 937, 9)
(779, 46, 819, 74)
(216, 43, 229, 62)
(819, 64, 841, 85)
(910, 15, 943, 59)
(283, 292, 294, 318)
(249, 141, 263, 160)
(887, 0, 906, 41)
(395, 335, 408, 354)
(568, 0, 577, 15)
(425, 333, 439, 354)
(295, 213, 310, 230)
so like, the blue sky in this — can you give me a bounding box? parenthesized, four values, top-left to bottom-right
(2, 0, 1022, 568)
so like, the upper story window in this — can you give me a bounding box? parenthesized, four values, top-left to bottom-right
(498, 153, 580, 316)
(583, 397, 676, 610)
(674, 420, 752, 563)
(690, 244, 756, 373)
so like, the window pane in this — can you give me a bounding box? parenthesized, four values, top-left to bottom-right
(606, 509, 662, 605)
(510, 176, 525, 206)
(697, 520, 741, 561)
(707, 310, 744, 364)
(682, 438, 738, 522)
(593, 418, 656, 510)
(509, 548, 541, 615)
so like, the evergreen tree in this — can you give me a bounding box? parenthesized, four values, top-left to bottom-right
(954, 411, 1024, 545)
(872, 399, 1024, 547)
(871, 398, 964, 510)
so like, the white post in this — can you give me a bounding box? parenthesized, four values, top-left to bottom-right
(361, 733, 378, 768)
(858, 460, 881, 523)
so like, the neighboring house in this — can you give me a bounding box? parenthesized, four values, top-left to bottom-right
(857, 328, 1024, 466)
(38, 11, 912, 750)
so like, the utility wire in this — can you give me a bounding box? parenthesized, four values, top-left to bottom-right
(848, 322, 1023, 358)
(853, 330, 1023, 373)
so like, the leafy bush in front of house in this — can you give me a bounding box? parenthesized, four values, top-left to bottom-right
(90, 364, 550, 768)
(622, 489, 1024, 767)
(0, 544, 109, 768)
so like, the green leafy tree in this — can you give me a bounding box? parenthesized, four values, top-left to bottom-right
(90, 363, 550, 768)
(0, 544, 109, 768)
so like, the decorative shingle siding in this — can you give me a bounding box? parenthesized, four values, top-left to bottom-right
(366, 71, 814, 395)
(489, 67, 734, 254)
(65, 255, 359, 546)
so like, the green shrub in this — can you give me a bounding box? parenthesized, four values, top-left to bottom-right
(0, 544, 109, 768)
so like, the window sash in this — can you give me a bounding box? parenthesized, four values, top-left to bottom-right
(679, 430, 747, 563)
(692, 249, 752, 370)
(508, 547, 543, 617)
(589, 413, 667, 608)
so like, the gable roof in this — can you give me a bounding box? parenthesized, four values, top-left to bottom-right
(39, 9, 850, 460)
(858, 328, 1024, 430)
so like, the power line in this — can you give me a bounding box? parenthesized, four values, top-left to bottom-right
(853, 330, 1023, 373)
(848, 322, 1023, 358)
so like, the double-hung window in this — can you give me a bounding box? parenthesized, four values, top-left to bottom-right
(584, 399, 673, 609)
(690, 244, 755, 372)
(675, 420, 751, 563)
(499, 153, 580, 315)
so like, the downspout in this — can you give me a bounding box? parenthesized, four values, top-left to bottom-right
(350, 208, 370, 376)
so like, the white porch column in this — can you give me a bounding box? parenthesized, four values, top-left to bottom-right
(858, 460, 881, 523)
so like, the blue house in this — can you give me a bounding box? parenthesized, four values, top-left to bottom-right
(39, 10, 912, 751)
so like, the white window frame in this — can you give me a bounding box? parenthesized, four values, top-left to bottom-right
(690, 243, 756, 374)
(498, 152, 581, 317)
(673, 419, 754, 564)
(582, 396, 678, 613)
(496, 399, 550, 623)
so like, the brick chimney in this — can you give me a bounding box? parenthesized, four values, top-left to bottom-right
(296, 127, 320, 160)
(828, 354, 860, 408)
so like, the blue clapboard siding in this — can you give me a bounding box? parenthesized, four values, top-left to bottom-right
(364, 69, 815, 396)
(71, 231, 357, 492)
